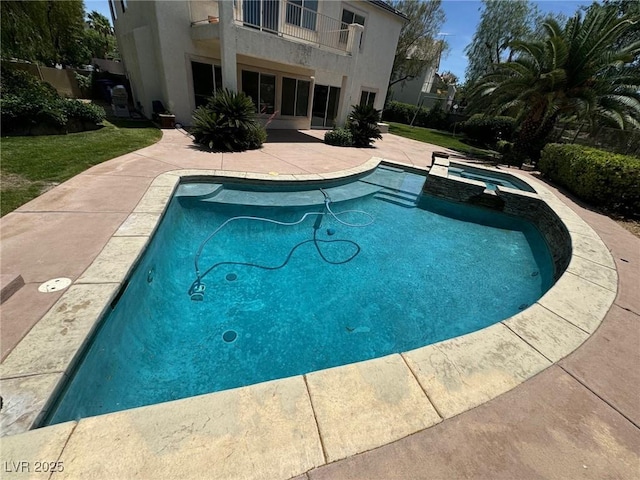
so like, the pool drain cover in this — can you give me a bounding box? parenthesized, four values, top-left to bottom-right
(38, 277, 72, 293)
(226, 273, 238, 282)
(222, 330, 237, 343)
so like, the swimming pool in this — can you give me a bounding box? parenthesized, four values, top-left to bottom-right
(44, 166, 554, 425)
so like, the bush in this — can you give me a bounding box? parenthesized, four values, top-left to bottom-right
(496, 140, 513, 154)
(348, 104, 382, 147)
(61, 99, 105, 123)
(246, 125, 268, 148)
(462, 114, 517, 146)
(0, 68, 105, 135)
(324, 128, 353, 146)
(1, 68, 58, 99)
(496, 140, 520, 166)
(74, 71, 92, 96)
(382, 101, 449, 130)
(191, 89, 266, 152)
(539, 144, 640, 218)
(423, 102, 448, 130)
(382, 101, 414, 124)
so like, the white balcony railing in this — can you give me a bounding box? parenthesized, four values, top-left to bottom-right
(233, 0, 353, 52)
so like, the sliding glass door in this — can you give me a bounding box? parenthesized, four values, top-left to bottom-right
(311, 85, 340, 128)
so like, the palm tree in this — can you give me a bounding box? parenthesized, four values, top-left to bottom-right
(469, 4, 640, 165)
(87, 11, 113, 37)
(192, 89, 267, 152)
(87, 11, 114, 57)
(348, 104, 382, 147)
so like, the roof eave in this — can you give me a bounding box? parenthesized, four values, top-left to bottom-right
(367, 0, 410, 22)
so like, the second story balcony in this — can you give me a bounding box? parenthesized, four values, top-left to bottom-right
(190, 0, 358, 54)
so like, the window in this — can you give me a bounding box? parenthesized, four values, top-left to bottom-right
(109, 0, 117, 20)
(242, 70, 276, 114)
(192, 62, 222, 108)
(359, 90, 376, 107)
(281, 77, 311, 117)
(242, 0, 280, 32)
(286, 0, 318, 30)
(340, 8, 365, 46)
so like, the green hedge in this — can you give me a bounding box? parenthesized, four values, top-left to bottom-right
(382, 101, 447, 130)
(539, 143, 640, 218)
(461, 114, 517, 146)
(1, 68, 105, 135)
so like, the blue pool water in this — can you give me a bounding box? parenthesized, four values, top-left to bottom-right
(448, 164, 536, 193)
(45, 167, 554, 425)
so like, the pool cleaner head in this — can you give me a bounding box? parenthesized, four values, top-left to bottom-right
(189, 282, 206, 301)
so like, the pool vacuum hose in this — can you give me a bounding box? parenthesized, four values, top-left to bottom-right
(188, 189, 373, 301)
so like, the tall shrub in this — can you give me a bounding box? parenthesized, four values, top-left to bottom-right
(382, 101, 413, 124)
(382, 100, 449, 129)
(461, 114, 517, 146)
(424, 102, 447, 130)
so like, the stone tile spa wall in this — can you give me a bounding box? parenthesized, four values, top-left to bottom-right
(424, 161, 571, 280)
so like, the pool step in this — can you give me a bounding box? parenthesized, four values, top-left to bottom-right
(361, 170, 426, 197)
(374, 189, 418, 208)
(174, 183, 223, 199)
(192, 181, 383, 207)
(377, 164, 405, 173)
(398, 174, 427, 196)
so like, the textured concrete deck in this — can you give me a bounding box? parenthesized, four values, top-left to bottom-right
(1, 129, 638, 479)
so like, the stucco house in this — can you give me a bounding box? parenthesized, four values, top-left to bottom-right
(392, 69, 456, 111)
(108, 0, 406, 128)
(391, 62, 439, 106)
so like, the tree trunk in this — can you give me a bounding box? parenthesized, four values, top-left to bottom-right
(513, 112, 558, 167)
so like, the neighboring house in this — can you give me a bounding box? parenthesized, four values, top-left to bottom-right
(392, 70, 456, 111)
(108, 0, 406, 128)
(391, 62, 438, 106)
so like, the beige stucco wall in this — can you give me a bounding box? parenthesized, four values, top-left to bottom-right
(189, 0, 219, 23)
(112, 0, 165, 116)
(112, 0, 404, 127)
(2, 62, 87, 98)
(336, 2, 402, 113)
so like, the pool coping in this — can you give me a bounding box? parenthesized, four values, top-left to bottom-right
(0, 157, 618, 478)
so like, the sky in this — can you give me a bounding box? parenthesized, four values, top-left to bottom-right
(85, 0, 595, 83)
(438, 0, 594, 83)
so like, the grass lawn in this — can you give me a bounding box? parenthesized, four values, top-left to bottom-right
(1, 119, 162, 216)
(388, 122, 499, 160)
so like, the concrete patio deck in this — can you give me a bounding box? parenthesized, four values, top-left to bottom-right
(0, 129, 638, 479)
